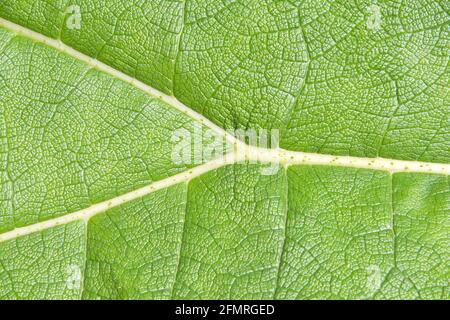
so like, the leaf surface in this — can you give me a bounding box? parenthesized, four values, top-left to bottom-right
(0, 0, 448, 299)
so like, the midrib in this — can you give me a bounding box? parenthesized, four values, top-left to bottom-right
(0, 17, 449, 242)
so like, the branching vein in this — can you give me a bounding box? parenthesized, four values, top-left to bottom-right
(0, 17, 449, 243)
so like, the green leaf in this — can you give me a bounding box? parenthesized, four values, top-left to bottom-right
(0, 0, 448, 300)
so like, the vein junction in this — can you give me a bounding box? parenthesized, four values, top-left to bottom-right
(0, 17, 449, 242)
